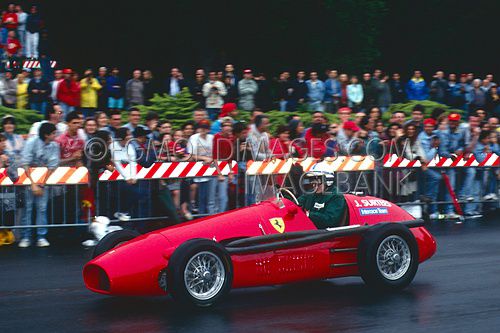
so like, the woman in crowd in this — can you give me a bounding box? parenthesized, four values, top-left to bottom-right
(83, 117, 98, 140)
(94, 111, 109, 130)
(347, 75, 363, 111)
(16, 74, 28, 109)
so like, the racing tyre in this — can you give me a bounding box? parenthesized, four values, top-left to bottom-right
(167, 239, 233, 307)
(91, 229, 140, 259)
(358, 223, 419, 290)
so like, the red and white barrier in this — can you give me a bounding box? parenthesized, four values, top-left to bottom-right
(0, 167, 88, 185)
(383, 153, 500, 168)
(5, 60, 57, 69)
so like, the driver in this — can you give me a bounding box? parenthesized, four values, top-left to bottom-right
(297, 169, 347, 229)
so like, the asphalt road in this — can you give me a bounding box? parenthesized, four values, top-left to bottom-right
(2, 216, 500, 333)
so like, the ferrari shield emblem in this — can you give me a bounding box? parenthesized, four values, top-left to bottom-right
(269, 217, 285, 233)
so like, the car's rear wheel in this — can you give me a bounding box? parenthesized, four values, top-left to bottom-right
(91, 229, 140, 259)
(358, 223, 419, 290)
(167, 239, 233, 307)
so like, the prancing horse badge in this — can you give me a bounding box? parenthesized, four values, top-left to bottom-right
(269, 217, 285, 233)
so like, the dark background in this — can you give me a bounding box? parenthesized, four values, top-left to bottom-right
(31, 0, 500, 79)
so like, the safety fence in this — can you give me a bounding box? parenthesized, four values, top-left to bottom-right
(0, 154, 498, 230)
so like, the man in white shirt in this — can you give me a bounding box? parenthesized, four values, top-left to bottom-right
(109, 127, 137, 221)
(16, 5, 28, 56)
(203, 71, 227, 120)
(187, 119, 215, 214)
(50, 70, 63, 103)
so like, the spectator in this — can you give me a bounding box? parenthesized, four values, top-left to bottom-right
(0, 70, 16, 108)
(338, 73, 350, 108)
(446, 73, 465, 109)
(305, 122, 329, 158)
(19, 122, 60, 248)
(361, 72, 377, 111)
(347, 75, 363, 111)
(142, 70, 157, 106)
(368, 106, 382, 122)
(56, 68, 80, 115)
(29, 103, 66, 137)
(14, 5, 27, 50)
(188, 119, 214, 214)
(486, 86, 500, 116)
(211, 103, 237, 134)
(193, 109, 208, 127)
(165, 67, 187, 96)
(324, 70, 341, 112)
(133, 126, 155, 167)
(276, 72, 290, 111)
(3, 30, 22, 65)
(80, 69, 102, 117)
(336, 107, 352, 143)
(418, 118, 441, 219)
(15, 73, 28, 109)
(212, 117, 235, 213)
(429, 71, 448, 103)
(28, 68, 50, 115)
(106, 67, 125, 110)
(269, 125, 297, 159)
(306, 71, 325, 112)
(224, 64, 237, 86)
(109, 127, 137, 221)
(144, 110, 159, 141)
(406, 70, 428, 100)
(390, 110, 406, 126)
(389, 73, 406, 103)
(223, 74, 239, 104)
(103, 109, 122, 138)
(376, 73, 392, 112)
(123, 107, 147, 133)
(190, 70, 206, 107)
(126, 69, 144, 107)
(50, 69, 63, 103)
(254, 73, 273, 111)
(469, 79, 486, 111)
(1, 4, 17, 43)
(247, 114, 270, 160)
(404, 104, 424, 133)
(55, 111, 85, 167)
(83, 117, 97, 140)
(203, 71, 227, 120)
(238, 69, 258, 111)
(96, 67, 108, 111)
(94, 111, 108, 130)
(338, 121, 362, 155)
(25, 5, 42, 59)
(288, 118, 305, 141)
(398, 122, 425, 200)
(286, 71, 307, 111)
(1, 115, 24, 166)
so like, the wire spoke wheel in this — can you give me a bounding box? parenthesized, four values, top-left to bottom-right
(376, 235, 411, 280)
(184, 251, 226, 301)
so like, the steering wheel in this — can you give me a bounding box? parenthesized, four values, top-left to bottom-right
(276, 188, 299, 206)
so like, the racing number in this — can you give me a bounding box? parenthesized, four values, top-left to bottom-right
(269, 217, 285, 233)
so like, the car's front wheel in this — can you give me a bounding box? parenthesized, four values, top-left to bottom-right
(358, 223, 419, 290)
(167, 239, 233, 307)
(91, 229, 140, 259)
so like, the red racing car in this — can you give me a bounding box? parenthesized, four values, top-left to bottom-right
(83, 189, 436, 307)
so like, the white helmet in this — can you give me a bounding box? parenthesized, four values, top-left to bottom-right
(303, 164, 335, 187)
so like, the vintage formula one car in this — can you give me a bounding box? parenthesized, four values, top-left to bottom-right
(83, 189, 436, 307)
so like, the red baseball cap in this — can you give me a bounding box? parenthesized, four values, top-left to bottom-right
(63, 68, 73, 74)
(243, 69, 252, 74)
(338, 107, 352, 114)
(219, 103, 237, 118)
(423, 118, 437, 126)
(343, 120, 360, 132)
(448, 113, 461, 122)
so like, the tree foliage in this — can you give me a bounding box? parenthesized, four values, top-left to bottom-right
(0, 106, 44, 133)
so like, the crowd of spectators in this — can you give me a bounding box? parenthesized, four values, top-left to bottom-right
(0, 57, 499, 247)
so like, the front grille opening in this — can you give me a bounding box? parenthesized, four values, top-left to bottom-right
(84, 265, 110, 292)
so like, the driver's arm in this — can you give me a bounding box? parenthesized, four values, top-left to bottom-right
(308, 195, 347, 229)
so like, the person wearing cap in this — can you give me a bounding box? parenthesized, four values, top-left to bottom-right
(238, 69, 258, 111)
(57, 68, 80, 116)
(0, 71, 17, 108)
(203, 71, 227, 121)
(210, 103, 237, 134)
(338, 120, 362, 155)
(417, 118, 443, 219)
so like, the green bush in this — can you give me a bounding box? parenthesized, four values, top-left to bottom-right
(383, 100, 464, 123)
(0, 105, 44, 133)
